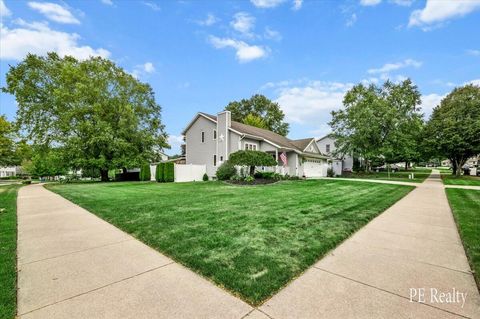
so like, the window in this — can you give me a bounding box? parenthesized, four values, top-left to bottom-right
(213, 155, 217, 166)
(326, 144, 330, 153)
(244, 143, 257, 151)
(213, 129, 217, 140)
(220, 156, 223, 162)
(201, 131, 205, 143)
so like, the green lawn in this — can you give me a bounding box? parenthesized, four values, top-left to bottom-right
(446, 189, 480, 288)
(341, 168, 431, 183)
(442, 174, 480, 186)
(0, 185, 20, 319)
(47, 180, 412, 305)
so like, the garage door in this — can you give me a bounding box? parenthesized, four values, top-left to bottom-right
(303, 160, 326, 177)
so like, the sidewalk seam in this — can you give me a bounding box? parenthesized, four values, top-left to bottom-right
(18, 261, 175, 317)
(314, 267, 470, 319)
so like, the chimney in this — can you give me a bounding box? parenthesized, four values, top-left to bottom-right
(217, 111, 231, 161)
(217, 110, 231, 128)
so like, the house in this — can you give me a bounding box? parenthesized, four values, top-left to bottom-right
(0, 166, 17, 178)
(182, 111, 331, 178)
(316, 135, 353, 174)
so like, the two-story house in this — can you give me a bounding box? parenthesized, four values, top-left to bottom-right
(182, 111, 331, 178)
(316, 134, 353, 174)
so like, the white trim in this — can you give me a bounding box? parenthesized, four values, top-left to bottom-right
(244, 142, 258, 151)
(303, 139, 318, 152)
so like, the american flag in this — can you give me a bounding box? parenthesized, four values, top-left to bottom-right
(280, 152, 287, 166)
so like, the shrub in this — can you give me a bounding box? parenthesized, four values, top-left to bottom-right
(327, 168, 335, 177)
(155, 163, 165, 182)
(244, 175, 255, 183)
(202, 173, 209, 181)
(272, 173, 282, 180)
(254, 172, 275, 179)
(164, 162, 174, 182)
(216, 161, 237, 180)
(22, 180, 32, 184)
(228, 150, 277, 176)
(140, 164, 151, 181)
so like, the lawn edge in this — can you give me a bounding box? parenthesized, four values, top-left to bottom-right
(444, 188, 480, 292)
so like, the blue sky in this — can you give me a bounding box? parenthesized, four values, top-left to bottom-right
(1, 0, 479, 155)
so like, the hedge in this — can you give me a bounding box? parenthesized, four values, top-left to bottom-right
(140, 164, 151, 181)
(155, 163, 165, 182)
(164, 162, 174, 182)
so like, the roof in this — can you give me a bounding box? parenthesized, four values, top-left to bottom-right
(290, 138, 315, 151)
(316, 134, 333, 142)
(193, 112, 320, 154)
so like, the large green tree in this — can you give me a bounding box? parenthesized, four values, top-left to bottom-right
(2, 53, 169, 181)
(329, 79, 423, 171)
(424, 84, 480, 175)
(225, 94, 289, 136)
(229, 150, 277, 176)
(0, 115, 16, 166)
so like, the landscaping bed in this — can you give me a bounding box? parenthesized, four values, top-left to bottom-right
(47, 180, 413, 305)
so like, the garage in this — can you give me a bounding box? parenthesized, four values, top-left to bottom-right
(303, 159, 327, 178)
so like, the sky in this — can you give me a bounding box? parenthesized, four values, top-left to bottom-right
(1, 0, 480, 155)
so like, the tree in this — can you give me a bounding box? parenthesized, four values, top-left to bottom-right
(225, 94, 289, 136)
(424, 84, 480, 175)
(140, 164, 151, 181)
(329, 79, 422, 171)
(0, 115, 16, 166)
(155, 163, 165, 182)
(2, 53, 169, 181)
(0, 115, 33, 166)
(228, 150, 277, 176)
(24, 147, 67, 178)
(242, 113, 268, 129)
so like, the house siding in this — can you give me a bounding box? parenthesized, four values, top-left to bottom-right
(316, 136, 353, 171)
(185, 116, 217, 177)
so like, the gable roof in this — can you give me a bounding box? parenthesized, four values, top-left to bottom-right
(290, 138, 315, 151)
(185, 112, 329, 156)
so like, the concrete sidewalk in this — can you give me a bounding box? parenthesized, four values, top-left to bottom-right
(16, 184, 253, 319)
(261, 170, 480, 318)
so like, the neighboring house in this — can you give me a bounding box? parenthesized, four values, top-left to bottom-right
(182, 111, 331, 178)
(0, 166, 17, 178)
(316, 135, 353, 174)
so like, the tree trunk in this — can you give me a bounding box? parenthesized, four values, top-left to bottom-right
(405, 162, 409, 171)
(100, 169, 109, 182)
(249, 165, 255, 176)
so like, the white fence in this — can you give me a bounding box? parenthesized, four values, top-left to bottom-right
(174, 164, 206, 182)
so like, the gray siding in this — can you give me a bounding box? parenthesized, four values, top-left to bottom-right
(316, 136, 353, 172)
(185, 116, 217, 177)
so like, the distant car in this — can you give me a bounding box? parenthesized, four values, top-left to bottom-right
(374, 164, 400, 172)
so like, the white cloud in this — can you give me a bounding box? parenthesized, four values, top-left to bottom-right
(209, 36, 268, 62)
(292, 0, 303, 10)
(250, 0, 286, 8)
(409, 0, 480, 28)
(360, 0, 381, 6)
(167, 134, 184, 155)
(1, 0, 11, 17)
(142, 1, 160, 11)
(264, 27, 282, 41)
(0, 20, 110, 61)
(28, 2, 80, 24)
(143, 62, 155, 73)
(231, 12, 255, 36)
(100, 0, 113, 5)
(131, 62, 155, 78)
(420, 93, 444, 119)
(346, 13, 357, 27)
(466, 49, 480, 56)
(390, 0, 413, 6)
(197, 13, 218, 26)
(468, 79, 480, 86)
(273, 81, 353, 124)
(367, 59, 422, 74)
